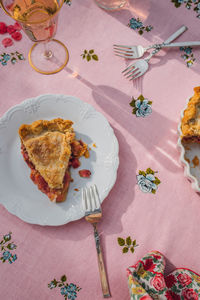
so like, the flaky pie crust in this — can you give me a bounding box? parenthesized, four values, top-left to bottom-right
(181, 87, 200, 140)
(19, 118, 75, 189)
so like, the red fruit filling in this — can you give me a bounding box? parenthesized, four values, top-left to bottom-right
(79, 169, 91, 178)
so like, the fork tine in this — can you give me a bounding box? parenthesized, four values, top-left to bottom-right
(115, 53, 128, 58)
(122, 64, 134, 73)
(89, 186, 96, 211)
(126, 68, 139, 78)
(113, 48, 133, 53)
(113, 44, 131, 49)
(82, 188, 87, 211)
(93, 185, 101, 209)
(86, 187, 92, 211)
(123, 66, 137, 76)
(129, 72, 142, 81)
(114, 51, 133, 57)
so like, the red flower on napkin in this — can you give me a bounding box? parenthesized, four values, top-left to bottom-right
(11, 32, 22, 41)
(166, 274, 177, 288)
(182, 288, 198, 300)
(140, 296, 152, 300)
(0, 22, 7, 34)
(177, 273, 192, 287)
(143, 258, 156, 272)
(2, 38, 13, 47)
(153, 254, 161, 260)
(169, 291, 181, 300)
(150, 274, 166, 291)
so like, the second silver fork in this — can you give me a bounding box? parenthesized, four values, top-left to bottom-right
(122, 26, 188, 81)
(114, 25, 187, 59)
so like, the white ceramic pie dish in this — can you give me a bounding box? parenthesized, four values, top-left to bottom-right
(177, 98, 200, 192)
(0, 94, 119, 226)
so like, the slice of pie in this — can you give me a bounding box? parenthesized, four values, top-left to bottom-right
(19, 118, 89, 202)
(181, 86, 200, 143)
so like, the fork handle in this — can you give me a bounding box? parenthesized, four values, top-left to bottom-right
(93, 224, 111, 298)
(146, 25, 188, 61)
(160, 41, 200, 48)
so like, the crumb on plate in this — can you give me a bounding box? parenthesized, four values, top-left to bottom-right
(192, 156, 199, 167)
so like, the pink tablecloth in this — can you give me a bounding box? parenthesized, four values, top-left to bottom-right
(1, 1, 200, 299)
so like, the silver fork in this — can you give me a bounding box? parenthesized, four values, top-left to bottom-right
(82, 185, 111, 298)
(114, 25, 187, 59)
(122, 26, 189, 81)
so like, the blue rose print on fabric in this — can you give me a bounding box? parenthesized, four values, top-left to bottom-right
(61, 286, 68, 295)
(137, 174, 158, 193)
(171, 0, 200, 18)
(128, 17, 153, 35)
(48, 275, 81, 299)
(137, 168, 161, 194)
(0, 232, 17, 264)
(130, 95, 152, 118)
(180, 46, 195, 67)
(0, 51, 25, 66)
(129, 18, 143, 29)
(2, 251, 12, 260)
(135, 99, 152, 117)
(61, 284, 78, 299)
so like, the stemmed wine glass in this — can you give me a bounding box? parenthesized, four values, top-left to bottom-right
(0, 0, 69, 74)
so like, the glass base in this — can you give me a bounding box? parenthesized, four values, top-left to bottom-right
(94, 0, 127, 10)
(28, 39, 69, 75)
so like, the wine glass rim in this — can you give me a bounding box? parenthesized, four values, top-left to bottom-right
(0, 0, 65, 24)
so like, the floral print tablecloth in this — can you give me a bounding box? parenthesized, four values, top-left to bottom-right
(1, 0, 200, 299)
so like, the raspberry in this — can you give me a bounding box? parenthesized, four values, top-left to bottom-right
(11, 31, 22, 41)
(0, 22, 7, 34)
(2, 38, 13, 48)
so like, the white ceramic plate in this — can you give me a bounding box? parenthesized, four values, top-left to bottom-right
(0, 95, 119, 226)
(177, 98, 200, 192)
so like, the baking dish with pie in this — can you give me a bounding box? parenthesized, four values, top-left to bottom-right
(178, 86, 200, 192)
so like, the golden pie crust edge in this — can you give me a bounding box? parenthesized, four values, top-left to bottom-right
(181, 86, 200, 140)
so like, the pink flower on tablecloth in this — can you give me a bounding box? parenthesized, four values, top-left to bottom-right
(0, 22, 7, 34)
(165, 274, 177, 288)
(2, 38, 13, 48)
(7, 25, 16, 35)
(182, 288, 198, 300)
(150, 274, 166, 291)
(11, 32, 22, 41)
(177, 273, 192, 287)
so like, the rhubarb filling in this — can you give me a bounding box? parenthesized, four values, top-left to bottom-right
(21, 143, 71, 202)
(182, 136, 200, 144)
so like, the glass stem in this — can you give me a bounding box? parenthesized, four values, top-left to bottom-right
(43, 42, 53, 59)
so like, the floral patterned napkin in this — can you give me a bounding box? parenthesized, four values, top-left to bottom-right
(127, 251, 200, 299)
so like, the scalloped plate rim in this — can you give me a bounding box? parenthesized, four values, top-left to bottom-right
(0, 94, 119, 226)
